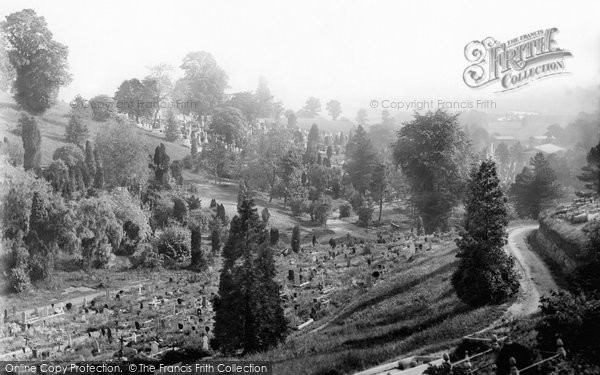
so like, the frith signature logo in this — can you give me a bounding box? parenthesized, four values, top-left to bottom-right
(463, 28, 572, 92)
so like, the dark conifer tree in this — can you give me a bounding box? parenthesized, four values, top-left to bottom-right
(21, 114, 41, 172)
(190, 227, 205, 271)
(452, 159, 519, 306)
(291, 225, 300, 253)
(213, 198, 287, 354)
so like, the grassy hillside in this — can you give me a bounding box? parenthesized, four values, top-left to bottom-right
(0, 93, 190, 165)
(247, 242, 505, 375)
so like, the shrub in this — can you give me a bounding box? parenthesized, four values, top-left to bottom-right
(270, 228, 279, 245)
(152, 195, 173, 229)
(339, 203, 351, 218)
(133, 244, 163, 269)
(357, 204, 374, 226)
(173, 197, 189, 224)
(348, 190, 364, 212)
(261, 207, 270, 223)
(290, 197, 307, 217)
(187, 195, 201, 210)
(537, 290, 600, 363)
(10, 265, 31, 293)
(188, 208, 213, 232)
(311, 196, 332, 225)
(95, 242, 115, 268)
(190, 227, 206, 271)
(182, 154, 193, 169)
(157, 226, 192, 261)
(291, 225, 300, 253)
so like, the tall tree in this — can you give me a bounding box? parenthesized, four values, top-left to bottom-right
(393, 110, 472, 232)
(345, 125, 378, 194)
(84, 141, 96, 187)
(113, 78, 153, 122)
(2, 9, 71, 114)
(89, 95, 115, 122)
(65, 111, 89, 146)
(578, 141, 600, 195)
(510, 152, 561, 219)
(256, 76, 274, 118)
(190, 227, 205, 271)
(94, 122, 149, 187)
(213, 198, 287, 354)
(20, 114, 41, 172)
(301, 97, 321, 117)
(145, 63, 174, 127)
(326, 100, 342, 120)
(175, 51, 228, 116)
(355, 108, 368, 125)
(164, 109, 180, 142)
(452, 160, 519, 306)
(151, 143, 171, 186)
(304, 123, 320, 164)
(210, 107, 248, 147)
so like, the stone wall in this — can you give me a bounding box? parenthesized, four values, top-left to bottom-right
(533, 213, 592, 272)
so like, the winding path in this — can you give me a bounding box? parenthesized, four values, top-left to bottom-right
(353, 224, 559, 375)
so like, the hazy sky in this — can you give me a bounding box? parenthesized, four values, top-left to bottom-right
(1, 0, 599, 118)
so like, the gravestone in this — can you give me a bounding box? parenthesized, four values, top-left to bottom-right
(202, 334, 209, 350)
(150, 341, 159, 355)
(134, 321, 140, 330)
(202, 297, 207, 308)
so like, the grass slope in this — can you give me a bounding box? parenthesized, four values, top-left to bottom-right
(247, 243, 505, 375)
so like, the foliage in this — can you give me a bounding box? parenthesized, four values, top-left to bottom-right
(2, 9, 71, 114)
(393, 110, 472, 233)
(164, 109, 181, 142)
(95, 121, 150, 187)
(452, 160, 519, 306)
(339, 203, 352, 218)
(170, 160, 183, 185)
(210, 106, 248, 147)
(304, 123, 320, 164)
(157, 225, 192, 261)
(190, 227, 206, 271)
(300, 97, 321, 117)
(310, 196, 332, 225)
(578, 140, 600, 195)
(326, 100, 342, 120)
(151, 143, 171, 186)
(261, 207, 270, 223)
(510, 152, 561, 219)
(345, 125, 378, 194)
(213, 198, 287, 354)
(357, 200, 374, 227)
(174, 51, 228, 116)
(291, 225, 301, 253)
(89, 95, 115, 122)
(269, 228, 279, 245)
(65, 112, 89, 146)
(20, 114, 41, 172)
(113, 78, 155, 122)
(538, 290, 600, 364)
(172, 197, 189, 224)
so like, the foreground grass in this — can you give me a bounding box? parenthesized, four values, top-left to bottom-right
(246, 244, 505, 375)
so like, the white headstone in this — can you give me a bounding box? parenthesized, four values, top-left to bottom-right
(150, 341, 158, 354)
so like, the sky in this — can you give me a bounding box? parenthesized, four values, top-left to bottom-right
(1, 0, 599, 119)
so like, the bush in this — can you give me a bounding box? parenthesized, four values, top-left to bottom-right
(133, 244, 163, 269)
(290, 197, 307, 217)
(10, 265, 31, 293)
(339, 203, 351, 218)
(357, 204, 374, 226)
(261, 207, 270, 223)
(95, 242, 115, 268)
(157, 226, 192, 261)
(537, 290, 600, 363)
(291, 225, 300, 253)
(173, 197, 189, 224)
(270, 228, 280, 245)
(311, 196, 332, 225)
(182, 154, 193, 169)
(348, 190, 364, 212)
